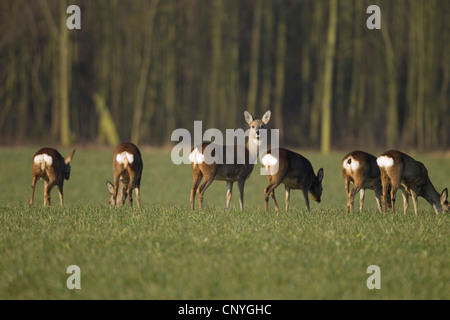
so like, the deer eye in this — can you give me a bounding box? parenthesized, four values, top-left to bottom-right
(261, 125, 264, 128)
(252, 125, 255, 129)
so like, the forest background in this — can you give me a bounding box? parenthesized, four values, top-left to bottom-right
(0, 0, 449, 153)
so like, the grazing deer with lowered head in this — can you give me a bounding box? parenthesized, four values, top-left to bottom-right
(261, 149, 324, 212)
(30, 147, 76, 207)
(342, 150, 391, 213)
(106, 142, 143, 208)
(190, 110, 271, 210)
(377, 150, 449, 215)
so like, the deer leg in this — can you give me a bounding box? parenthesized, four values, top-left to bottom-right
(344, 177, 350, 195)
(359, 189, 365, 213)
(197, 175, 215, 210)
(264, 174, 284, 211)
(190, 170, 203, 210)
(390, 184, 399, 215)
(270, 190, 280, 212)
(410, 189, 419, 216)
(134, 176, 141, 208)
(264, 181, 282, 211)
(348, 185, 362, 213)
(237, 179, 245, 211)
(264, 185, 272, 211)
(388, 172, 404, 216)
(380, 170, 390, 215)
(113, 173, 121, 206)
(135, 184, 141, 209)
(127, 184, 133, 208)
(135, 188, 140, 208)
(382, 184, 389, 215)
(127, 171, 136, 208)
(58, 184, 64, 207)
(401, 189, 409, 215)
(30, 175, 38, 206)
(344, 178, 351, 212)
(226, 182, 233, 209)
(285, 186, 291, 210)
(44, 179, 56, 207)
(302, 188, 311, 212)
(374, 185, 383, 213)
(42, 180, 48, 206)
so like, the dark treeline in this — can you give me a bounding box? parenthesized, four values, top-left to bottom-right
(0, 0, 449, 151)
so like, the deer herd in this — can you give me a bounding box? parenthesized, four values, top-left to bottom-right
(29, 111, 449, 215)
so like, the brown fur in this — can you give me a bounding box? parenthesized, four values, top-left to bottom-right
(342, 150, 390, 213)
(263, 148, 324, 212)
(30, 147, 75, 207)
(190, 111, 271, 210)
(378, 150, 449, 215)
(106, 142, 143, 208)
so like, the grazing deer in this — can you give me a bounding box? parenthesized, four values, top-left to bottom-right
(342, 150, 391, 213)
(261, 148, 324, 212)
(377, 150, 449, 215)
(190, 110, 271, 210)
(106, 142, 143, 208)
(30, 147, 76, 207)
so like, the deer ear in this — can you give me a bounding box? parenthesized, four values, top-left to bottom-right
(441, 188, 448, 204)
(317, 168, 324, 183)
(65, 149, 76, 165)
(106, 181, 115, 194)
(244, 111, 253, 125)
(261, 110, 271, 124)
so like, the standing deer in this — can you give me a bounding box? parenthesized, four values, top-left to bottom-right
(342, 150, 391, 213)
(30, 147, 76, 207)
(377, 150, 449, 215)
(261, 148, 324, 212)
(106, 142, 143, 208)
(190, 110, 271, 210)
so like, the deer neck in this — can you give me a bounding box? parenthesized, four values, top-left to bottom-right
(246, 137, 261, 163)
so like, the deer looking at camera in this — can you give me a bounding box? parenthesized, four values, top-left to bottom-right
(261, 149, 324, 212)
(190, 110, 271, 210)
(342, 150, 391, 213)
(377, 150, 449, 215)
(106, 142, 143, 208)
(30, 147, 76, 207)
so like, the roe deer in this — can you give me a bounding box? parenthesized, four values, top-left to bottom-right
(376, 150, 449, 215)
(190, 110, 271, 210)
(30, 147, 76, 207)
(342, 150, 391, 213)
(262, 149, 324, 212)
(106, 142, 143, 208)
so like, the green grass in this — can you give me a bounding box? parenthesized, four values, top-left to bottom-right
(0, 147, 449, 299)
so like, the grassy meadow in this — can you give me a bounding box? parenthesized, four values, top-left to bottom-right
(0, 147, 449, 299)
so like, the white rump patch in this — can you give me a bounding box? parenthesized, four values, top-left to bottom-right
(261, 154, 278, 167)
(343, 157, 360, 171)
(34, 154, 53, 167)
(261, 154, 279, 175)
(189, 148, 205, 164)
(116, 152, 134, 164)
(377, 155, 394, 168)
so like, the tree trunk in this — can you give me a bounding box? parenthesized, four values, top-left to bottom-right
(381, 8, 398, 148)
(247, 0, 262, 116)
(320, 0, 338, 154)
(260, 0, 274, 115)
(273, 1, 287, 140)
(131, 0, 159, 145)
(164, 5, 176, 142)
(208, 0, 223, 128)
(59, 0, 71, 146)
